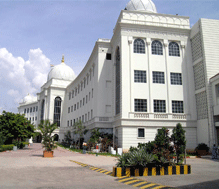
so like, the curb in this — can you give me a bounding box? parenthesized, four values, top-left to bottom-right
(113, 165, 191, 177)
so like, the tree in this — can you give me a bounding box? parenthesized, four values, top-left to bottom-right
(171, 123, 186, 164)
(38, 120, 57, 152)
(0, 111, 35, 144)
(64, 130, 72, 145)
(73, 120, 88, 149)
(153, 127, 173, 166)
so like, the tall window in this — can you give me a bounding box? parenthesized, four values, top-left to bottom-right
(152, 40, 163, 55)
(169, 42, 180, 57)
(134, 70, 146, 83)
(171, 73, 182, 85)
(115, 47, 121, 115)
(172, 101, 184, 113)
(153, 71, 165, 84)
(40, 99, 45, 121)
(134, 38, 145, 54)
(69, 92, 71, 100)
(135, 99, 147, 112)
(154, 100, 166, 113)
(54, 97, 61, 127)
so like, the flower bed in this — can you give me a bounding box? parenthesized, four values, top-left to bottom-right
(113, 165, 191, 177)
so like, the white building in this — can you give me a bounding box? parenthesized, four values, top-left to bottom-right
(18, 0, 219, 151)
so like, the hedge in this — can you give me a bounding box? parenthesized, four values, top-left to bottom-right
(0, 144, 14, 151)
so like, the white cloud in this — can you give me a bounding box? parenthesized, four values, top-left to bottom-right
(0, 48, 50, 109)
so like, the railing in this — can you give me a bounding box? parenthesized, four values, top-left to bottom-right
(129, 112, 189, 120)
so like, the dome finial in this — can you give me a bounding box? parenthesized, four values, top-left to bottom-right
(61, 54, 64, 63)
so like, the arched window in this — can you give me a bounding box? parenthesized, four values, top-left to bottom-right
(115, 47, 120, 115)
(169, 42, 180, 57)
(40, 100, 45, 121)
(134, 39, 145, 54)
(54, 97, 62, 127)
(151, 40, 163, 55)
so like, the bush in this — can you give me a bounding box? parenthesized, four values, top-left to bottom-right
(195, 143, 209, 152)
(0, 144, 14, 151)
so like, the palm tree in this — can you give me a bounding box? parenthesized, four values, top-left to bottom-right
(73, 120, 88, 149)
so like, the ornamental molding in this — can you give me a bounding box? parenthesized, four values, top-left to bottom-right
(121, 28, 188, 38)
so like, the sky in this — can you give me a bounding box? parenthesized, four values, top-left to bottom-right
(0, 0, 219, 113)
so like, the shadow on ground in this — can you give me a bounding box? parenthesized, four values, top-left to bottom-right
(178, 179, 219, 189)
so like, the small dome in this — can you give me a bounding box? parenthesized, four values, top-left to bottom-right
(23, 94, 36, 103)
(47, 56, 76, 81)
(125, 0, 157, 13)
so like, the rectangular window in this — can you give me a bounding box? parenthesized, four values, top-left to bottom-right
(172, 101, 184, 113)
(78, 86, 80, 94)
(153, 71, 165, 84)
(154, 100, 166, 113)
(106, 53, 112, 60)
(33, 107, 35, 112)
(135, 99, 147, 112)
(79, 117, 81, 121)
(30, 107, 32, 113)
(138, 128, 145, 138)
(77, 102, 79, 109)
(69, 92, 71, 100)
(93, 66, 95, 77)
(82, 115, 84, 123)
(27, 108, 29, 113)
(35, 116, 37, 121)
(80, 100, 82, 107)
(68, 107, 70, 113)
(74, 104, 76, 111)
(91, 109, 93, 118)
(89, 92, 91, 101)
(67, 121, 69, 127)
(86, 95, 88, 103)
(85, 114, 87, 121)
(83, 98, 85, 106)
(171, 73, 182, 85)
(75, 89, 77, 96)
(81, 83, 83, 91)
(36, 106, 38, 112)
(87, 75, 89, 85)
(71, 106, 73, 112)
(74, 119, 75, 124)
(134, 70, 146, 83)
(72, 90, 74, 98)
(71, 120, 72, 126)
(92, 89, 93, 98)
(84, 79, 86, 88)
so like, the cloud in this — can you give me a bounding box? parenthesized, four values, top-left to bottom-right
(0, 48, 50, 109)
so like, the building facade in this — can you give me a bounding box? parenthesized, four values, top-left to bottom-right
(18, 0, 219, 151)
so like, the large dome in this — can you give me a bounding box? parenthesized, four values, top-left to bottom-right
(47, 56, 76, 81)
(125, 0, 157, 13)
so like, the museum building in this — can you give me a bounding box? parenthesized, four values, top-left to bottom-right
(18, 0, 219, 151)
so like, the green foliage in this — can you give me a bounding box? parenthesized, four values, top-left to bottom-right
(90, 128, 101, 144)
(129, 146, 138, 153)
(171, 123, 186, 163)
(38, 120, 58, 151)
(137, 141, 156, 154)
(195, 143, 209, 152)
(117, 149, 154, 168)
(0, 144, 14, 151)
(0, 111, 35, 144)
(73, 120, 88, 149)
(64, 131, 72, 145)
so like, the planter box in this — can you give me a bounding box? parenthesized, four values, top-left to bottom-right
(43, 151, 53, 158)
(113, 165, 191, 177)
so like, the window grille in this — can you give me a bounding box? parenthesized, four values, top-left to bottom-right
(172, 101, 184, 113)
(153, 71, 165, 84)
(152, 40, 163, 55)
(134, 39, 145, 54)
(170, 73, 182, 85)
(134, 70, 146, 83)
(138, 128, 145, 138)
(169, 42, 180, 57)
(54, 97, 61, 127)
(154, 100, 166, 113)
(135, 99, 147, 112)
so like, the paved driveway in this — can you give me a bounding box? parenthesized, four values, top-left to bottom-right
(0, 144, 133, 189)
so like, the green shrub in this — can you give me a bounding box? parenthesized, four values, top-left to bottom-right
(0, 144, 14, 151)
(116, 153, 131, 167)
(195, 143, 209, 152)
(129, 146, 138, 152)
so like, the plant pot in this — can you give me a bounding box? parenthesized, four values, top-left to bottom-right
(43, 151, 53, 158)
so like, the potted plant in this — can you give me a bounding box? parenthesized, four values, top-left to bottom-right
(38, 120, 58, 157)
